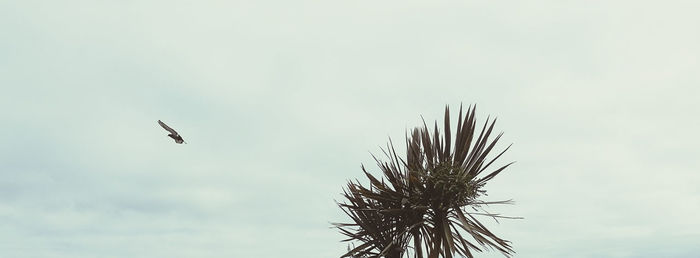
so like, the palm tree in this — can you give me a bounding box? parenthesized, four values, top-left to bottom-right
(335, 105, 520, 258)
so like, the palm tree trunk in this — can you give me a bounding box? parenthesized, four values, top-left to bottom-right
(428, 213, 443, 258)
(412, 229, 423, 258)
(429, 209, 453, 258)
(387, 250, 401, 258)
(428, 236, 441, 258)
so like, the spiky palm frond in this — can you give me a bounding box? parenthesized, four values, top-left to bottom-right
(336, 104, 519, 258)
(334, 143, 424, 258)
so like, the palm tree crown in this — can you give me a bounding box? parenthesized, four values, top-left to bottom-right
(335, 105, 520, 258)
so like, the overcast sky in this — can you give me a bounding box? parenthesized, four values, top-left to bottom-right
(1, 1, 699, 257)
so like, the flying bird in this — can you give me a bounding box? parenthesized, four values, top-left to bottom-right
(158, 120, 186, 144)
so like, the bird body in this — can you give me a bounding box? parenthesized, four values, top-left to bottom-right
(158, 120, 186, 144)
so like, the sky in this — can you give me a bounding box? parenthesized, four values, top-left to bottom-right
(1, 1, 699, 257)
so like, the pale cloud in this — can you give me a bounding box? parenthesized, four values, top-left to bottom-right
(1, 1, 699, 257)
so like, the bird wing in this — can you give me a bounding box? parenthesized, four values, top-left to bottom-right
(158, 120, 179, 135)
